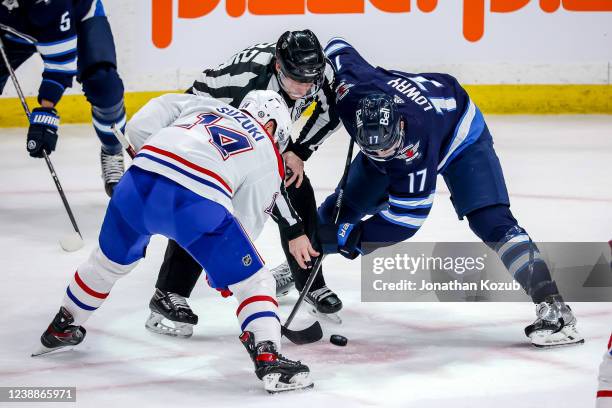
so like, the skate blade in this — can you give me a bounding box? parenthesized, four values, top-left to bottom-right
(145, 312, 193, 338)
(31, 344, 75, 357)
(529, 326, 585, 348)
(307, 305, 342, 325)
(263, 372, 314, 394)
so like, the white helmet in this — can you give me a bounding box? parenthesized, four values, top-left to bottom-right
(239, 90, 292, 152)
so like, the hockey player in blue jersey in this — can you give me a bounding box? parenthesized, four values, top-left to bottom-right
(0, 0, 126, 196)
(318, 37, 583, 348)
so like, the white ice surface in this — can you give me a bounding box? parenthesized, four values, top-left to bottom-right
(0, 116, 611, 407)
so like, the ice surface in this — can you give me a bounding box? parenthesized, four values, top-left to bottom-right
(0, 116, 611, 407)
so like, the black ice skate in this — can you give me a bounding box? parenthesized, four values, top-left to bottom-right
(145, 289, 198, 338)
(32, 307, 86, 357)
(239, 331, 313, 393)
(525, 294, 584, 348)
(305, 286, 343, 324)
(271, 261, 294, 298)
(100, 149, 125, 197)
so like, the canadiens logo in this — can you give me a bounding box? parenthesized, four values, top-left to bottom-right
(400, 141, 421, 163)
(335, 81, 354, 101)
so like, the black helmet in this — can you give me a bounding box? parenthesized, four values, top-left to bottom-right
(355, 94, 405, 162)
(276, 30, 325, 97)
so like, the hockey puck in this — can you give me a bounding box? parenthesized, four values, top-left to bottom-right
(330, 334, 348, 347)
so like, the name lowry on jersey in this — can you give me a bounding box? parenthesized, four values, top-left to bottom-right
(387, 77, 434, 112)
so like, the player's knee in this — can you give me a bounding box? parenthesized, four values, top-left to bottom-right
(317, 194, 337, 225)
(81, 64, 125, 109)
(317, 193, 365, 226)
(466, 204, 519, 243)
(229, 267, 275, 300)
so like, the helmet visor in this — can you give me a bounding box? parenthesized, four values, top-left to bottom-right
(278, 69, 322, 99)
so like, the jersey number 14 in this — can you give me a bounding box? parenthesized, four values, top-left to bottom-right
(177, 113, 254, 160)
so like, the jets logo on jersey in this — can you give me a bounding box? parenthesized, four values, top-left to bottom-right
(2, 0, 19, 10)
(399, 141, 421, 163)
(335, 81, 354, 101)
(393, 95, 405, 104)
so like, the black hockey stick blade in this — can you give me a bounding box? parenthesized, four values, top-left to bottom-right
(281, 321, 323, 345)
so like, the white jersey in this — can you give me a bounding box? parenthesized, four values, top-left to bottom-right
(126, 93, 300, 240)
(598, 333, 612, 408)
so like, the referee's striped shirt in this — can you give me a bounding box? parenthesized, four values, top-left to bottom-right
(188, 42, 341, 239)
(188, 42, 341, 162)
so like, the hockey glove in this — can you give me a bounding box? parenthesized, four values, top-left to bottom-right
(318, 222, 363, 260)
(337, 223, 363, 259)
(27, 107, 59, 158)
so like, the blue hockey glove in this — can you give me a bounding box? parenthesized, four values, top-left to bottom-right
(318, 222, 363, 260)
(27, 107, 59, 158)
(337, 223, 362, 260)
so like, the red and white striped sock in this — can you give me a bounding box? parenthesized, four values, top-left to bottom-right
(229, 268, 281, 349)
(61, 247, 138, 325)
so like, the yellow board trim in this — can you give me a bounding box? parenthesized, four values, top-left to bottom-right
(0, 85, 610, 127)
(464, 85, 612, 115)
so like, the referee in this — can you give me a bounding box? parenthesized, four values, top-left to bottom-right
(144, 30, 344, 337)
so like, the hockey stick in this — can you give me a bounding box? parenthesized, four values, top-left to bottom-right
(0, 34, 83, 252)
(110, 122, 349, 345)
(281, 138, 355, 345)
(111, 124, 136, 159)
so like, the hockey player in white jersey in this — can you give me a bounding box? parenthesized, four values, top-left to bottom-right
(598, 333, 612, 407)
(33, 90, 316, 393)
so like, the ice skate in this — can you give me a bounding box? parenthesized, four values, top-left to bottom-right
(271, 261, 294, 298)
(145, 289, 198, 338)
(525, 294, 584, 348)
(239, 331, 313, 393)
(32, 307, 86, 357)
(101, 148, 125, 197)
(305, 286, 343, 324)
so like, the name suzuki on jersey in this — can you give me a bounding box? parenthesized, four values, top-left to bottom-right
(217, 106, 265, 141)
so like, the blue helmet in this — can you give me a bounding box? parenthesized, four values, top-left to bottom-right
(354, 94, 404, 161)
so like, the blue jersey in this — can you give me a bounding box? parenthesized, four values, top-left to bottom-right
(0, 0, 104, 104)
(325, 38, 486, 244)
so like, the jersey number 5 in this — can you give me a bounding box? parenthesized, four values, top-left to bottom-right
(60, 12, 71, 32)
